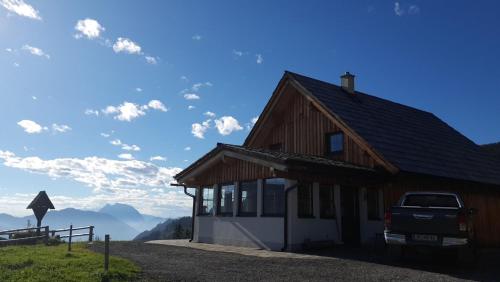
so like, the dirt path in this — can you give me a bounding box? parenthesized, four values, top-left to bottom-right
(89, 241, 500, 281)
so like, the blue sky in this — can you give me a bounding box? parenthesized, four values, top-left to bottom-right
(0, 0, 499, 217)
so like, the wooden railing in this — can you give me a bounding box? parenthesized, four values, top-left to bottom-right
(0, 226, 50, 245)
(0, 225, 94, 248)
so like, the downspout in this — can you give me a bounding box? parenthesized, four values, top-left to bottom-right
(171, 183, 196, 242)
(282, 184, 298, 251)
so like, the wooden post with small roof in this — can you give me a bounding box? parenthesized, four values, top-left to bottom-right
(26, 191, 55, 236)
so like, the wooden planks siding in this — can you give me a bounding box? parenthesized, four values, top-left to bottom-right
(379, 176, 500, 247)
(194, 157, 275, 186)
(249, 89, 377, 168)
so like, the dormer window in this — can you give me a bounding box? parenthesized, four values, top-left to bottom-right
(326, 132, 344, 155)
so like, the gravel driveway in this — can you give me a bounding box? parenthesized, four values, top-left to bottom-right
(89, 241, 500, 281)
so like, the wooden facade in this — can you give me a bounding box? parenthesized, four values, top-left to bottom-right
(248, 88, 379, 169)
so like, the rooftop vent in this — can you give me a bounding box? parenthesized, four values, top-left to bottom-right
(341, 72, 355, 94)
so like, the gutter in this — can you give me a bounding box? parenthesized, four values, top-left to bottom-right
(282, 184, 298, 251)
(171, 183, 195, 242)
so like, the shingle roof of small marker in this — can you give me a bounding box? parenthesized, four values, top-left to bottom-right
(286, 71, 500, 186)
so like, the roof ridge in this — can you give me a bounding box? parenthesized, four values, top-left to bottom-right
(285, 70, 435, 117)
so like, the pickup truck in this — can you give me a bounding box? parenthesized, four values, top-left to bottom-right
(384, 192, 477, 262)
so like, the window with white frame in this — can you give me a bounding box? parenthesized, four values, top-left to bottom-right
(263, 178, 285, 216)
(218, 183, 234, 216)
(199, 186, 214, 215)
(239, 181, 257, 216)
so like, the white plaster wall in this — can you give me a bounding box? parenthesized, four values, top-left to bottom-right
(287, 181, 341, 250)
(196, 216, 284, 250)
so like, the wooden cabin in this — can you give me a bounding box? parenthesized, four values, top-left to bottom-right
(174, 71, 500, 251)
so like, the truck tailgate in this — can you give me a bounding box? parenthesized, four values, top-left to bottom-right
(391, 207, 461, 235)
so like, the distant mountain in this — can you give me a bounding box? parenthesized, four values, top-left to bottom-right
(0, 213, 25, 230)
(99, 203, 164, 232)
(134, 217, 191, 241)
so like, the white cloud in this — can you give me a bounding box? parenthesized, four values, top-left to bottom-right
(102, 102, 145, 122)
(150, 156, 166, 162)
(184, 93, 200, 100)
(110, 139, 122, 146)
(192, 82, 212, 91)
(191, 119, 211, 139)
(22, 44, 49, 59)
(100, 133, 110, 138)
(394, 2, 404, 16)
(204, 111, 216, 118)
(188, 105, 195, 110)
(122, 144, 141, 151)
(256, 54, 263, 64)
(74, 18, 104, 39)
(145, 56, 158, 64)
(118, 153, 134, 160)
(13, 62, 20, 67)
(394, 2, 419, 16)
(102, 100, 167, 122)
(31, 96, 37, 100)
(2, 150, 182, 192)
(135, 87, 142, 92)
(147, 100, 167, 112)
(52, 123, 71, 133)
(0, 0, 41, 20)
(251, 116, 259, 125)
(113, 37, 142, 54)
(17, 120, 45, 134)
(184, 146, 191, 151)
(408, 5, 420, 15)
(85, 109, 99, 116)
(5, 48, 13, 52)
(246, 116, 259, 130)
(232, 49, 244, 57)
(192, 34, 202, 41)
(180, 76, 189, 82)
(214, 116, 243, 136)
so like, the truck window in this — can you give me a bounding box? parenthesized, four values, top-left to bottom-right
(402, 194, 459, 208)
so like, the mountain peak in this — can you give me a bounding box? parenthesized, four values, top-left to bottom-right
(99, 203, 144, 222)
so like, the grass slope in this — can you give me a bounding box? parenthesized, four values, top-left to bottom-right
(0, 243, 139, 281)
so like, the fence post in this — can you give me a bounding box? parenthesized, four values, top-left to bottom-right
(44, 226, 49, 245)
(68, 224, 73, 252)
(104, 234, 110, 272)
(89, 226, 94, 242)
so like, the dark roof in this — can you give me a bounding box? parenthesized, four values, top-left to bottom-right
(481, 142, 500, 160)
(26, 191, 55, 209)
(287, 71, 500, 186)
(175, 143, 376, 181)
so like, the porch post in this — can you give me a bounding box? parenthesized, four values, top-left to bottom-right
(257, 179, 263, 217)
(233, 181, 239, 217)
(334, 184, 342, 243)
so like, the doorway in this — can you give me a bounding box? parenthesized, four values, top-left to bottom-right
(340, 186, 360, 245)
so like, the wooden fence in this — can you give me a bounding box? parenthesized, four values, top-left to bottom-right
(0, 225, 94, 247)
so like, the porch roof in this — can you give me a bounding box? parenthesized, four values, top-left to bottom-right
(174, 143, 378, 183)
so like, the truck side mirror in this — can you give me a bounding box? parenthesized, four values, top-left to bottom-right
(469, 208, 478, 215)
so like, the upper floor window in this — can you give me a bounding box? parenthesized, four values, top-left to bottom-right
(218, 183, 234, 216)
(298, 183, 314, 218)
(239, 181, 257, 216)
(199, 187, 214, 216)
(326, 132, 344, 155)
(263, 178, 285, 216)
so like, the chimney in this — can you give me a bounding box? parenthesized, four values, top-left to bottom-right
(341, 72, 355, 94)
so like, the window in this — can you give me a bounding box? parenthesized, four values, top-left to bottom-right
(218, 183, 234, 216)
(367, 189, 382, 220)
(263, 178, 285, 216)
(402, 194, 459, 208)
(199, 187, 214, 215)
(298, 183, 314, 217)
(326, 132, 344, 154)
(239, 181, 257, 216)
(320, 185, 336, 219)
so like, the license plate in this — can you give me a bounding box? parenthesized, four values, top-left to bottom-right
(412, 234, 438, 242)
